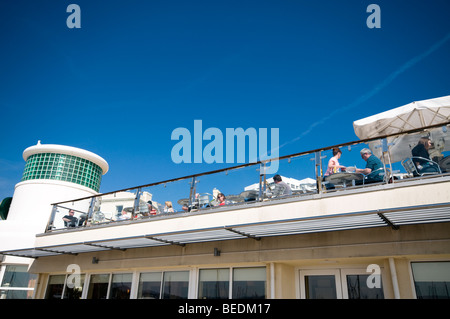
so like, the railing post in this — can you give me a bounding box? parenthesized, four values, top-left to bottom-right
(312, 151, 325, 193)
(379, 138, 394, 183)
(188, 177, 197, 209)
(86, 197, 97, 226)
(133, 188, 142, 217)
(258, 162, 267, 201)
(46, 204, 58, 232)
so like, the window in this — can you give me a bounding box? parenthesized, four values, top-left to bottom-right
(412, 261, 450, 299)
(198, 268, 229, 299)
(300, 268, 384, 299)
(87, 274, 110, 299)
(45, 275, 65, 299)
(45, 274, 86, 299)
(197, 267, 266, 299)
(137, 271, 189, 299)
(0, 265, 37, 299)
(86, 273, 132, 299)
(300, 270, 341, 299)
(64, 273, 85, 299)
(110, 273, 132, 299)
(345, 274, 384, 299)
(138, 272, 162, 299)
(232, 267, 266, 299)
(305, 275, 338, 299)
(162, 271, 189, 299)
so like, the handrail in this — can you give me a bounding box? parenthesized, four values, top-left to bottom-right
(50, 121, 450, 206)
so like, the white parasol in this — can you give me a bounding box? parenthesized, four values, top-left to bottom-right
(353, 95, 450, 163)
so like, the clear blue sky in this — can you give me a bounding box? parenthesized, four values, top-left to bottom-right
(1, 0, 449, 201)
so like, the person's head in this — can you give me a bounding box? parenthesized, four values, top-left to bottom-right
(217, 193, 226, 201)
(273, 174, 282, 183)
(332, 147, 342, 158)
(68, 210, 75, 215)
(165, 201, 173, 208)
(360, 148, 372, 161)
(418, 137, 432, 150)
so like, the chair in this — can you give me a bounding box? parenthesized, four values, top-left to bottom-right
(401, 157, 441, 177)
(64, 217, 78, 228)
(197, 193, 212, 208)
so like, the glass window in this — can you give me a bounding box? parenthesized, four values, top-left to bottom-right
(1, 265, 36, 288)
(198, 268, 229, 299)
(162, 271, 189, 299)
(0, 289, 31, 299)
(232, 267, 266, 299)
(0, 265, 37, 299)
(45, 275, 65, 299)
(346, 274, 384, 299)
(87, 274, 110, 299)
(412, 261, 450, 299)
(64, 274, 85, 299)
(138, 272, 162, 299)
(305, 275, 337, 299)
(21, 153, 103, 191)
(110, 273, 132, 299)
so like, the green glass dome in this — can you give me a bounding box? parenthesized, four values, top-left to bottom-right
(21, 143, 109, 192)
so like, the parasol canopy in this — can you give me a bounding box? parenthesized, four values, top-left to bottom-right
(353, 95, 450, 163)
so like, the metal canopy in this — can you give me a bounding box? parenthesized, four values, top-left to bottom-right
(90, 237, 171, 250)
(2, 203, 449, 258)
(1, 248, 62, 258)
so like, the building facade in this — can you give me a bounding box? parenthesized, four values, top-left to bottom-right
(1, 124, 450, 300)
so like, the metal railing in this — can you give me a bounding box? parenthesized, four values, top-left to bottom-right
(45, 122, 450, 232)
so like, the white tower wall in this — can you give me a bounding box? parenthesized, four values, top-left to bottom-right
(0, 142, 108, 253)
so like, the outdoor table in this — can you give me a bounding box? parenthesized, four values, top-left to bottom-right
(324, 172, 364, 187)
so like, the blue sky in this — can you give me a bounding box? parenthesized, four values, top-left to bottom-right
(0, 0, 449, 202)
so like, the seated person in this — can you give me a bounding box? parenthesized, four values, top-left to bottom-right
(164, 201, 175, 213)
(324, 147, 346, 176)
(78, 213, 87, 226)
(271, 175, 292, 197)
(355, 148, 385, 184)
(147, 201, 158, 215)
(117, 210, 131, 221)
(62, 209, 78, 227)
(411, 137, 440, 174)
(216, 193, 229, 206)
(324, 147, 346, 189)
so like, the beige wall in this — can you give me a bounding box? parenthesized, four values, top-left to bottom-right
(30, 222, 450, 299)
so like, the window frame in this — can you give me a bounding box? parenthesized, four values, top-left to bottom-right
(85, 272, 133, 300)
(196, 266, 267, 299)
(340, 268, 385, 299)
(298, 267, 386, 299)
(409, 260, 450, 299)
(44, 273, 86, 299)
(0, 264, 37, 300)
(299, 269, 342, 299)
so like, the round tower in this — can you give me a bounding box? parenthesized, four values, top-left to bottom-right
(3, 141, 108, 249)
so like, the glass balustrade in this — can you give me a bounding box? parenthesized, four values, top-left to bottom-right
(45, 124, 450, 232)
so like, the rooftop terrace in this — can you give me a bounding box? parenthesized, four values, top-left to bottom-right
(2, 122, 450, 258)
